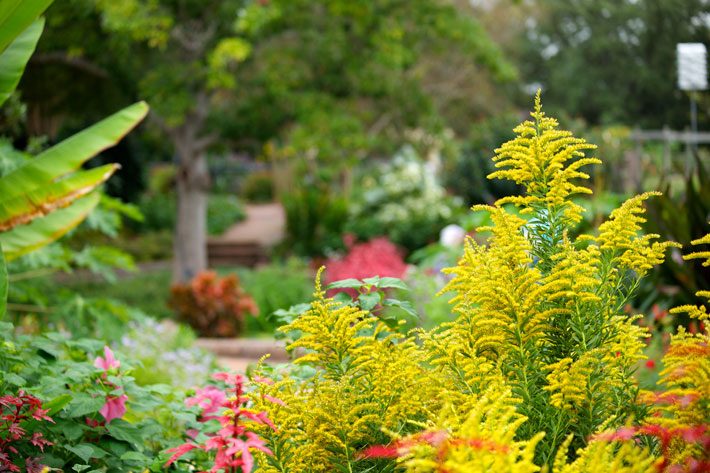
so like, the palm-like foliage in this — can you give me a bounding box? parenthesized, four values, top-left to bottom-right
(0, 0, 148, 317)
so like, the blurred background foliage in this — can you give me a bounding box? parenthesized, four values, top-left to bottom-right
(1, 0, 709, 339)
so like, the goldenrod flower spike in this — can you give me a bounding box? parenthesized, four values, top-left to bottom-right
(489, 90, 600, 225)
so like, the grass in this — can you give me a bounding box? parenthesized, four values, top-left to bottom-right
(54, 260, 315, 336)
(59, 268, 175, 319)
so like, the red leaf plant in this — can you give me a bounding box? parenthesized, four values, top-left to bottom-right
(326, 236, 409, 297)
(0, 391, 54, 472)
(165, 372, 275, 473)
(169, 272, 259, 337)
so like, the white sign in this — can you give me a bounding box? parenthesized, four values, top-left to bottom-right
(677, 43, 708, 91)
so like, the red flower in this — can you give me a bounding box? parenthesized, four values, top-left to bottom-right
(645, 359, 656, 370)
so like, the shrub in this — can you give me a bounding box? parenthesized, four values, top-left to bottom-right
(325, 237, 409, 293)
(347, 146, 463, 253)
(206, 194, 246, 235)
(281, 185, 348, 257)
(241, 170, 275, 203)
(132, 193, 245, 236)
(238, 260, 314, 334)
(0, 325, 193, 472)
(169, 271, 259, 337)
(243, 95, 708, 472)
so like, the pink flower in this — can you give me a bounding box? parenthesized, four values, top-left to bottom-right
(94, 346, 120, 371)
(186, 386, 227, 418)
(99, 394, 127, 422)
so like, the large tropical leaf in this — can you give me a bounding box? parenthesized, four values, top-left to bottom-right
(0, 101, 148, 201)
(0, 242, 6, 318)
(0, 0, 52, 53)
(0, 17, 43, 106)
(0, 192, 101, 261)
(0, 163, 118, 231)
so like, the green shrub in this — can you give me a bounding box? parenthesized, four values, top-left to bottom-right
(0, 323, 193, 471)
(240, 170, 275, 203)
(132, 193, 245, 236)
(206, 194, 246, 235)
(238, 260, 314, 334)
(281, 185, 348, 257)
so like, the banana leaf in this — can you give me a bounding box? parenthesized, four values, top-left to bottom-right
(0, 163, 118, 231)
(0, 0, 52, 53)
(0, 17, 43, 106)
(0, 242, 6, 318)
(0, 101, 148, 201)
(0, 192, 101, 261)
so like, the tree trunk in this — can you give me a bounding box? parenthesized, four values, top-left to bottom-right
(171, 124, 211, 283)
(160, 91, 214, 283)
(173, 152, 209, 282)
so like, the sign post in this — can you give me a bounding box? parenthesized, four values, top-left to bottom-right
(677, 43, 708, 155)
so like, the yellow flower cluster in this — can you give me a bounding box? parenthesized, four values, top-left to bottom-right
(555, 436, 660, 473)
(245, 95, 694, 473)
(249, 272, 441, 472)
(544, 354, 595, 411)
(596, 192, 682, 276)
(488, 91, 599, 224)
(393, 392, 543, 473)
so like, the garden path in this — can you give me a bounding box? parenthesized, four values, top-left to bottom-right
(208, 203, 285, 267)
(215, 203, 285, 246)
(196, 338, 291, 373)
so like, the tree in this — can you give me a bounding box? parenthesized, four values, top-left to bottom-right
(22, 0, 515, 282)
(520, 0, 710, 128)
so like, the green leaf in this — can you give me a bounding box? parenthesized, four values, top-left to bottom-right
(0, 18, 43, 106)
(361, 276, 381, 286)
(333, 291, 352, 304)
(383, 299, 418, 318)
(372, 277, 409, 290)
(120, 451, 149, 462)
(2, 372, 24, 386)
(106, 419, 143, 446)
(67, 393, 105, 418)
(71, 465, 90, 472)
(326, 278, 362, 289)
(358, 292, 381, 311)
(66, 444, 94, 463)
(0, 101, 148, 201)
(0, 164, 118, 231)
(0, 241, 6, 319)
(44, 393, 73, 415)
(0, 192, 100, 260)
(0, 0, 53, 53)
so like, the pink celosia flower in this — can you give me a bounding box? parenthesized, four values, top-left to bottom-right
(165, 372, 274, 472)
(186, 386, 227, 418)
(99, 394, 127, 422)
(94, 346, 120, 371)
